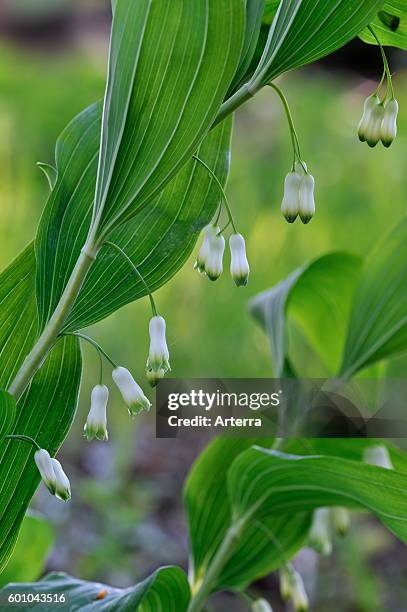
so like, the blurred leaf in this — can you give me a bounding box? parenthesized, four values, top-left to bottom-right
(0, 391, 16, 442)
(0, 514, 53, 588)
(251, 0, 385, 85)
(0, 567, 190, 611)
(92, 0, 244, 239)
(360, 1, 407, 49)
(228, 448, 407, 542)
(250, 253, 362, 376)
(185, 438, 311, 592)
(35, 99, 233, 331)
(340, 219, 407, 378)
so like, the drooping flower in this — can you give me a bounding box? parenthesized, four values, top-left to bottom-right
(84, 385, 109, 441)
(331, 507, 350, 536)
(229, 233, 250, 287)
(194, 225, 219, 273)
(381, 98, 398, 147)
(363, 444, 394, 470)
(205, 232, 225, 281)
(299, 173, 315, 224)
(308, 507, 332, 555)
(51, 458, 71, 502)
(146, 315, 170, 387)
(358, 94, 380, 142)
(251, 598, 273, 612)
(280, 567, 309, 612)
(364, 101, 385, 148)
(112, 367, 151, 416)
(34, 449, 57, 495)
(281, 171, 301, 223)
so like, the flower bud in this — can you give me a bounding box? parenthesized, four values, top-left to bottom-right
(205, 233, 225, 281)
(281, 172, 301, 223)
(84, 385, 109, 441)
(299, 174, 315, 224)
(280, 567, 308, 612)
(229, 233, 250, 287)
(331, 506, 350, 536)
(308, 508, 332, 555)
(146, 316, 170, 385)
(364, 102, 385, 148)
(251, 598, 273, 612)
(381, 98, 398, 147)
(194, 225, 219, 273)
(51, 458, 71, 502)
(112, 367, 151, 416)
(363, 444, 393, 470)
(358, 94, 380, 142)
(34, 449, 57, 495)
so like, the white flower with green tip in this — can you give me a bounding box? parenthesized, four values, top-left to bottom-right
(229, 233, 250, 287)
(34, 449, 57, 495)
(84, 384, 109, 441)
(195, 225, 219, 273)
(205, 233, 225, 281)
(381, 98, 398, 147)
(146, 316, 170, 384)
(112, 367, 151, 416)
(308, 507, 332, 555)
(299, 173, 315, 224)
(51, 458, 71, 502)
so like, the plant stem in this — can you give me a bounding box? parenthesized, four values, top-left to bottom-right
(368, 25, 394, 98)
(5, 434, 41, 450)
(268, 82, 303, 164)
(213, 83, 258, 127)
(187, 521, 245, 612)
(63, 332, 118, 370)
(8, 247, 96, 401)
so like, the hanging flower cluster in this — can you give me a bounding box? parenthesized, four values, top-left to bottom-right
(358, 26, 398, 148)
(281, 162, 315, 225)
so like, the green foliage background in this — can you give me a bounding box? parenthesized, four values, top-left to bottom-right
(0, 25, 406, 610)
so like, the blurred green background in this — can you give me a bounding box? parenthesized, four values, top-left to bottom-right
(0, 2, 406, 610)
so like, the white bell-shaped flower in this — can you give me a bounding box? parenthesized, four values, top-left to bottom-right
(381, 98, 398, 147)
(205, 233, 225, 281)
(194, 225, 219, 273)
(51, 458, 71, 502)
(299, 174, 315, 224)
(363, 444, 393, 470)
(112, 367, 151, 416)
(229, 233, 250, 287)
(281, 172, 301, 223)
(280, 567, 309, 612)
(364, 102, 385, 147)
(308, 507, 332, 555)
(251, 598, 273, 612)
(331, 506, 350, 536)
(358, 94, 380, 142)
(34, 449, 57, 495)
(146, 316, 170, 386)
(84, 385, 109, 441)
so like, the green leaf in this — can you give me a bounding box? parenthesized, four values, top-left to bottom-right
(37, 163, 57, 191)
(340, 219, 407, 378)
(184, 438, 311, 592)
(1, 567, 190, 611)
(228, 447, 407, 542)
(36, 100, 233, 331)
(250, 253, 362, 376)
(251, 0, 385, 86)
(0, 391, 16, 442)
(92, 0, 245, 238)
(360, 1, 407, 49)
(0, 513, 54, 588)
(229, 0, 265, 92)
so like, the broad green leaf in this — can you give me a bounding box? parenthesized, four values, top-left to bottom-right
(340, 219, 407, 378)
(37, 163, 57, 191)
(0, 335, 82, 573)
(0, 391, 16, 442)
(185, 438, 311, 592)
(263, 1, 281, 24)
(0, 567, 190, 611)
(250, 253, 362, 376)
(36, 100, 233, 331)
(228, 448, 407, 542)
(251, 0, 385, 86)
(229, 0, 265, 93)
(360, 1, 407, 49)
(92, 0, 245, 238)
(0, 514, 53, 588)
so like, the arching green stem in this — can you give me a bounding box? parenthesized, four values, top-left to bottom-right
(104, 242, 158, 316)
(268, 82, 306, 172)
(61, 332, 118, 371)
(5, 434, 41, 450)
(368, 25, 394, 98)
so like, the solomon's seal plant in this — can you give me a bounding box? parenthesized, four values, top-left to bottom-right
(0, 1, 406, 610)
